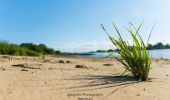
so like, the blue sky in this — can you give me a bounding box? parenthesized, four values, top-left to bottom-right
(0, 0, 170, 52)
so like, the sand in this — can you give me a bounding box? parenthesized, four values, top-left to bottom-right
(0, 55, 170, 100)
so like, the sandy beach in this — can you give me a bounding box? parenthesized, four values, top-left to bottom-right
(0, 55, 170, 100)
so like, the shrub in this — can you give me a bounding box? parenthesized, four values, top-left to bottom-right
(0, 41, 42, 56)
(25, 50, 42, 56)
(0, 41, 61, 56)
(101, 22, 152, 81)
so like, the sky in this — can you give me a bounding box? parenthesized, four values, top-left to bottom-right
(0, 0, 170, 52)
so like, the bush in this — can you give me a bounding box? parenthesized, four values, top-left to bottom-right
(25, 50, 42, 56)
(20, 43, 56, 55)
(0, 41, 42, 56)
(0, 41, 61, 56)
(102, 22, 152, 81)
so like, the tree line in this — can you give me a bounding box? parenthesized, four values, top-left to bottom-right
(0, 41, 61, 56)
(147, 42, 170, 50)
(96, 42, 170, 52)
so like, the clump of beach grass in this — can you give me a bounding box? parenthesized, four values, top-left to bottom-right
(101, 21, 153, 81)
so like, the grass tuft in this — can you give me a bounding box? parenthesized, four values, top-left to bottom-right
(101, 22, 152, 81)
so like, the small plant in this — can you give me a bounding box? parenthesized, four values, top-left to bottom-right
(101, 22, 153, 81)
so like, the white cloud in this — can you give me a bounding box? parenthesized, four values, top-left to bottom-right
(55, 41, 113, 53)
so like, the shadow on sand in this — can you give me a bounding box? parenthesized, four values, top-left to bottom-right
(65, 74, 139, 92)
(63, 74, 140, 99)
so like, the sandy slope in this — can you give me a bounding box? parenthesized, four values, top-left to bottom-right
(0, 55, 170, 100)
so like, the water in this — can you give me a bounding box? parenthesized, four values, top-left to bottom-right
(87, 49, 170, 59)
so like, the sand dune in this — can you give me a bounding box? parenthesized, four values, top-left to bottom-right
(0, 55, 170, 100)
